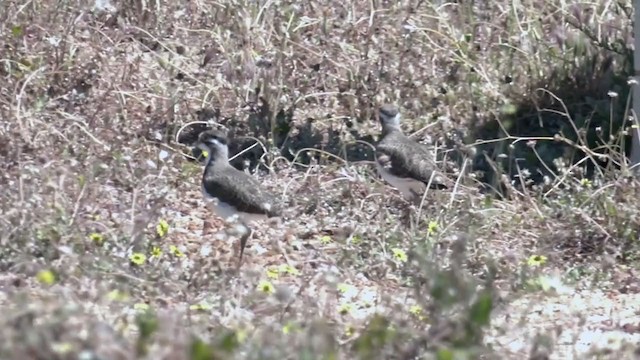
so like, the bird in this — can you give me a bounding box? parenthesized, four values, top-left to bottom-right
(375, 104, 448, 202)
(195, 129, 282, 266)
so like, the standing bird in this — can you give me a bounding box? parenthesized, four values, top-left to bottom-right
(195, 129, 282, 266)
(375, 104, 448, 202)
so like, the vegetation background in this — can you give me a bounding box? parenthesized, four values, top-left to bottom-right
(1, 0, 639, 358)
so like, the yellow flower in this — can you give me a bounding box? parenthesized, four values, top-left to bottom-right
(51, 342, 73, 354)
(150, 247, 162, 258)
(107, 289, 129, 302)
(201, 150, 209, 159)
(169, 245, 185, 257)
(527, 255, 547, 267)
(282, 323, 294, 334)
(391, 248, 408, 263)
(320, 235, 332, 244)
(285, 266, 299, 275)
(337, 283, 353, 294)
(351, 235, 362, 244)
(236, 329, 247, 343)
(409, 305, 427, 321)
(266, 267, 279, 279)
(129, 253, 146, 265)
(580, 178, 592, 188)
(338, 303, 353, 315)
(344, 325, 354, 337)
(156, 219, 169, 237)
(189, 302, 212, 311)
(257, 280, 275, 294)
(36, 269, 56, 285)
(427, 221, 438, 235)
(89, 232, 103, 245)
(133, 303, 150, 312)
(278, 264, 299, 276)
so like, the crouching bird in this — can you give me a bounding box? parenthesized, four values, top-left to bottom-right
(375, 104, 448, 203)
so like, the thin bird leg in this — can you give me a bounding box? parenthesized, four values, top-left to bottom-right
(237, 223, 253, 269)
(402, 203, 416, 228)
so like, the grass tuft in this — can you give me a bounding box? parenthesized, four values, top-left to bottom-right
(1, 0, 639, 358)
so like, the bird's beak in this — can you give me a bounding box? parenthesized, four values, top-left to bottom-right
(196, 142, 210, 153)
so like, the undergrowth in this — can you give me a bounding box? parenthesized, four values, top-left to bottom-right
(0, 0, 639, 359)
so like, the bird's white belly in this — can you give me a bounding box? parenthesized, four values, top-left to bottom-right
(375, 162, 423, 200)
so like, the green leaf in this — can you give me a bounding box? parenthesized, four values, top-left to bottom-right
(483, 195, 493, 208)
(190, 337, 214, 360)
(134, 309, 158, 356)
(436, 348, 454, 360)
(500, 103, 517, 115)
(11, 25, 23, 37)
(354, 315, 392, 357)
(430, 272, 456, 305)
(218, 330, 240, 352)
(437, 349, 471, 360)
(469, 292, 493, 326)
(136, 309, 159, 339)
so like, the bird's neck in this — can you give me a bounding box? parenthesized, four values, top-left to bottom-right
(382, 125, 402, 137)
(206, 155, 229, 168)
(203, 151, 231, 174)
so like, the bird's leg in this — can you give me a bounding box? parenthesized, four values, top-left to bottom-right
(235, 222, 253, 269)
(400, 202, 414, 228)
(202, 218, 215, 236)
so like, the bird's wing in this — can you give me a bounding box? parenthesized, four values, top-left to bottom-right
(376, 134, 446, 187)
(202, 167, 282, 217)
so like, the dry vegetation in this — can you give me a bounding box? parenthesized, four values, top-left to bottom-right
(1, 0, 640, 359)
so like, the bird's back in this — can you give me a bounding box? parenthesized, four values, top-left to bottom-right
(376, 132, 442, 184)
(202, 163, 282, 218)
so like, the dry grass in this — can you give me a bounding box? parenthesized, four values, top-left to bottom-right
(1, 0, 639, 359)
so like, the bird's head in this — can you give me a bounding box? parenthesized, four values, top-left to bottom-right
(196, 129, 229, 161)
(378, 104, 402, 134)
